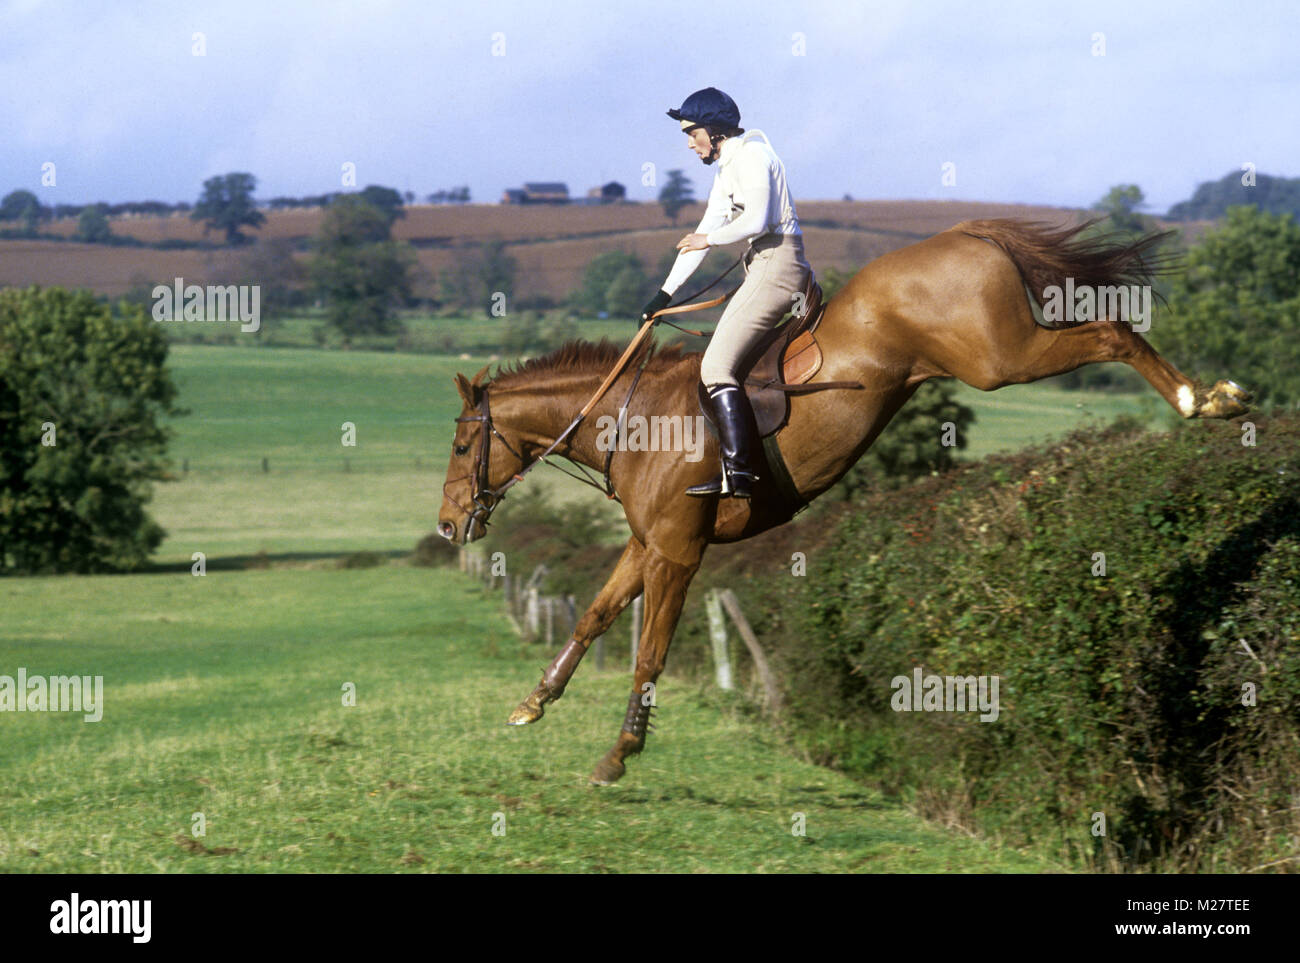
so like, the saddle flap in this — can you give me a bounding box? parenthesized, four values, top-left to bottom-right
(781, 330, 822, 385)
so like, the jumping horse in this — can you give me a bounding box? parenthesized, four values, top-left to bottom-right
(436, 219, 1251, 785)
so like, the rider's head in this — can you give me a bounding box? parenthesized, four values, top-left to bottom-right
(668, 87, 743, 165)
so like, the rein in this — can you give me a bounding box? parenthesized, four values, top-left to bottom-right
(445, 256, 745, 529)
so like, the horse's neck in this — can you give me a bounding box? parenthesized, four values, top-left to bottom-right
(498, 364, 692, 471)
(496, 377, 619, 469)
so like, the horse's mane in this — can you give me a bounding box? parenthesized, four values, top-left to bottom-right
(486, 338, 696, 391)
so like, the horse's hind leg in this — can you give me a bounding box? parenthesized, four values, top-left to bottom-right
(590, 544, 703, 786)
(947, 309, 1251, 420)
(506, 536, 645, 726)
(1011, 320, 1250, 419)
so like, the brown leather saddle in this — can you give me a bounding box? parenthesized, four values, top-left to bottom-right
(697, 271, 863, 438)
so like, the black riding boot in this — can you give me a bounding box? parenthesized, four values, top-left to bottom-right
(686, 384, 761, 499)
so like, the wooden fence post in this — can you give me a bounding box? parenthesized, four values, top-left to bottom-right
(527, 586, 540, 638)
(630, 593, 643, 671)
(720, 589, 781, 717)
(705, 589, 733, 690)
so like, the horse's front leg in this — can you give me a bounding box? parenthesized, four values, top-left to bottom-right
(506, 536, 645, 725)
(590, 544, 704, 786)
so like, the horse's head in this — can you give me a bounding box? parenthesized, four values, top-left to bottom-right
(437, 364, 529, 545)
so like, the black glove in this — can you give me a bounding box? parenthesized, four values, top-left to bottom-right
(639, 289, 671, 323)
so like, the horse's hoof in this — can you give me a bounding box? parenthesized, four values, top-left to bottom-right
(506, 684, 549, 726)
(506, 702, 543, 726)
(1198, 379, 1252, 419)
(589, 757, 626, 786)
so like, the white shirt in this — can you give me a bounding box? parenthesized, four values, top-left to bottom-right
(661, 129, 801, 296)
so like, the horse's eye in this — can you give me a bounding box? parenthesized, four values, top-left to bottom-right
(455, 445, 469, 456)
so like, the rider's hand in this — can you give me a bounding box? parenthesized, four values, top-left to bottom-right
(640, 289, 671, 323)
(676, 233, 710, 252)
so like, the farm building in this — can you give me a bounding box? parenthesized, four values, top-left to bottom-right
(586, 181, 626, 203)
(500, 182, 570, 204)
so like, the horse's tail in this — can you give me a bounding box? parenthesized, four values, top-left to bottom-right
(956, 218, 1180, 329)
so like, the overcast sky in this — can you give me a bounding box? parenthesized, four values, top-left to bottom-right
(2, 0, 1295, 215)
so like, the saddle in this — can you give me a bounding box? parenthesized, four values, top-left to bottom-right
(697, 271, 863, 438)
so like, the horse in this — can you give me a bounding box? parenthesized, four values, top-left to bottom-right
(436, 218, 1251, 786)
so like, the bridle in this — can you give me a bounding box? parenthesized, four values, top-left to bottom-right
(442, 388, 528, 540)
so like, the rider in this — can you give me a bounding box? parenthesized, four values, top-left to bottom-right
(640, 87, 811, 499)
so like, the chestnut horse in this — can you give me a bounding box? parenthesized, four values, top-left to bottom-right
(436, 219, 1250, 785)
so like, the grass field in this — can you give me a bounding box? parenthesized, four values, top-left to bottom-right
(0, 565, 1057, 873)
(148, 343, 1173, 563)
(149, 344, 635, 562)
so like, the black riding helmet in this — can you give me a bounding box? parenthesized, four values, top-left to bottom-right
(667, 87, 744, 163)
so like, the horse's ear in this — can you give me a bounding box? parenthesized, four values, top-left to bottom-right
(470, 364, 492, 387)
(454, 373, 479, 408)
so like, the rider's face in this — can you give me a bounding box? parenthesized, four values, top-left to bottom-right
(686, 127, 714, 161)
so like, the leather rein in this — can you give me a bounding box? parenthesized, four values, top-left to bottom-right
(443, 255, 745, 535)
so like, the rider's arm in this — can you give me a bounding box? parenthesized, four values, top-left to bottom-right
(704, 145, 772, 247)
(660, 175, 731, 295)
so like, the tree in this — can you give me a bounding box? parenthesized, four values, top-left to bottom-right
(428, 186, 471, 205)
(1093, 184, 1150, 234)
(1154, 205, 1300, 409)
(0, 189, 49, 233)
(0, 286, 182, 574)
(1167, 170, 1300, 222)
(209, 237, 308, 319)
(357, 185, 405, 227)
(309, 195, 414, 337)
(75, 204, 112, 243)
(190, 172, 266, 245)
(572, 251, 648, 316)
(658, 170, 694, 224)
(605, 264, 651, 318)
(438, 240, 517, 316)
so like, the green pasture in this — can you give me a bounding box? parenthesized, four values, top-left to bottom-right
(149, 343, 1171, 563)
(151, 345, 631, 562)
(0, 566, 1056, 873)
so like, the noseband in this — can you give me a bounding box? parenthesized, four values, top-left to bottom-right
(443, 389, 527, 536)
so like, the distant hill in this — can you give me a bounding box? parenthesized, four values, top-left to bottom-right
(1166, 170, 1300, 221)
(0, 199, 1083, 301)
